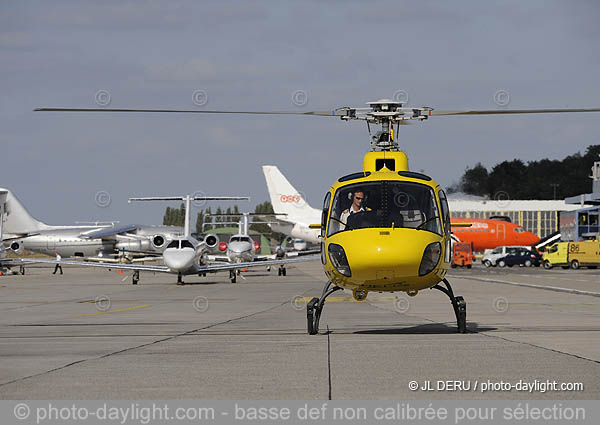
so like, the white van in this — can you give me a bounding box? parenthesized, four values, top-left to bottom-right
(482, 245, 530, 267)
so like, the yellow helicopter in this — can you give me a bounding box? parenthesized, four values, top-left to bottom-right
(37, 101, 600, 334)
(306, 100, 463, 334)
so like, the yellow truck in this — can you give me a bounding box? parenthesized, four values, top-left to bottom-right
(543, 241, 600, 270)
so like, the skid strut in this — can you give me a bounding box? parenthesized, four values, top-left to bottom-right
(432, 278, 467, 333)
(306, 280, 343, 335)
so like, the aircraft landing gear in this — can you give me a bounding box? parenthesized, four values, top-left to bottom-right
(132, 270, 139, 285)
(432, 278, 467, 333)
(278, 265, 287, 276)
(230, 270, 237, 283)
(306, 280, 343, 335)
(19, 265, 25, 275)
(177, 272, 184, 285)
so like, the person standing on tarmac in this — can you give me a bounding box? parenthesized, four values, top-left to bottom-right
(53, 252, 63, 275)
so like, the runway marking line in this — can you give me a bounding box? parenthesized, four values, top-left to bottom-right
(461, 276, 600, 298)
(71, 304, 150, 318)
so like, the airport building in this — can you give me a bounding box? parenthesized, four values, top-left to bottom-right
(561, 160, 600, 241)
(448, 199, 586, 238)
(449, 160, 600, 240)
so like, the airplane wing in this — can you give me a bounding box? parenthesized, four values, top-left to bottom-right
(254, 249, 320, 261)
(1, 258, 35, 267)
(9, 255, 320, 274)
(79, 224, 140, 239)
(9, 258, 169, 273)
(196, 255, 320, 272)
(83, 256, 161, 264)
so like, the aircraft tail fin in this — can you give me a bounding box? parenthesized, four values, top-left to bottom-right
(1, 189, 49, 237)
(0, 189, 7, 241)
(262, 166, 317, 222)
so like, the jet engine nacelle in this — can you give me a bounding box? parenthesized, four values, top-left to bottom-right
(275, 246, 285, 259)
(10, 241, 23, 254)
(152, 234, 167, 249)
(115, 239, 151, 252)
(204, 233, 219, 249)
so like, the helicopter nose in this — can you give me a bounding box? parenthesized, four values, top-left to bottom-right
(163, 248, 196, 272)
(335, 229, 442, 281)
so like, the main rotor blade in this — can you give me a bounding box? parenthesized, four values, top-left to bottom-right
(431, 108, 600, 116)
(206, 213, 287, 217)
(34, 107, 343, 116)
(129, 196, 249, 201)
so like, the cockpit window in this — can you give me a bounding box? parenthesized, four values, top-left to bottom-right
(181, 240, 194, 249)
(241, 237, 251, 243)
(321, 192, 331, 238)
(167, 240, 179, 249)
(327, 181, 441, 236)
(230, 237, 240, 242)
(515, 227, 524, 233)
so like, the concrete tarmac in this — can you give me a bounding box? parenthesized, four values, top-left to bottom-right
(0, 262, 598, 399)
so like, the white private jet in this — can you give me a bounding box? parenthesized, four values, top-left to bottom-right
(12, 194, 319, 285)
(207, 212, 319, 282)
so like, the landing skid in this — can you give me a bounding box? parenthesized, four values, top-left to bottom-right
(432, 278, 467, 333)
(306, 280, 343, 335)
(306, 278, 467, 335)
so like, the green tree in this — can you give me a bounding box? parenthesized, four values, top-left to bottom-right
(455, 144, 600, 200)
(204, 207, 213, 231)
(250, 201, 286, 244)
(195, 209, 204, 233)
(460, 163, 489, 196)
(214, 207, 223, 228)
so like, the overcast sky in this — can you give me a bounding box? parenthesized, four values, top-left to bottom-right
(2, 0, 600, 226)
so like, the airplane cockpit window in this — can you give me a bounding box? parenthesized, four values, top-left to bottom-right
(327, 181, 441, 236)
(180, 240, 194, 249)
(515, 227, 525, 233)
(241, 237, 251, 243)
(230, 237, 241, 242)
(167, 240, 180, 249)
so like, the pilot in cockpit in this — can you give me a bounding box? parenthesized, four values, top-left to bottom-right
(340, 190, 370, 229)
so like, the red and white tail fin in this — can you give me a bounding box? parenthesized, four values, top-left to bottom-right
(262, 166, 319, 223)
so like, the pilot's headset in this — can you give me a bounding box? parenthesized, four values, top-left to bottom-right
(347, 190, 368, 204)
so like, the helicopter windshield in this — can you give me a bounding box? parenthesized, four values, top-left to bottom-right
(327, 181, 441, 236)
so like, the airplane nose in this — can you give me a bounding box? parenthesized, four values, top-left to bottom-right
(163, 249, 196, 272)
(527, 232, 541, 245)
